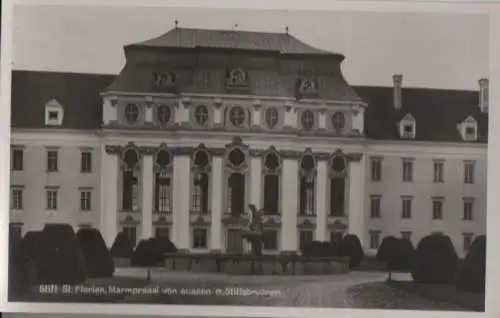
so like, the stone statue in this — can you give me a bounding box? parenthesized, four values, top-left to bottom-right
(246, 204, 264, 257)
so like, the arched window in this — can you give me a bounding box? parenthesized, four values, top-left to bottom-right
(329, 155, 347, 216)
(263, 151, 281, 214)
(121, 148, 140, 211)
(154, 149, 173, 215)
(192, 149, 211, 215)
(226, 147, 247, 216)
(299, 153, 316, 216)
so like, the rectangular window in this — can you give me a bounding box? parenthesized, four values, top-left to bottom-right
(155, 227, 170, 238)
(46, 188, 58, 210)
(463, 198, 474, 221)
(371, 157, 382, 181)
(433, 160, 444, 183)
(402, 159, 414, 182)
(81, 151, 92, 173)
(10, 186, 23, 210)
(46, 149, 59, 172)
(263, 230, 278, 250)
(155, 174, 172, 215)
(11, 147, 24, 171)
(369, 230, 381, 249)
(10, 223, 23, 241)
(192, 228, 208, 249)
(330, 231, 343, 243)
(123, 226, 137, 247)
(401, 197, 413, 219)
(463, 233, 474, 251)
(432, 198, 443, 220)
(370, 195, 381, 218)
(401, 231, 412, 241)
(191, 173, 209, 214)
(464, 161, 475, 184)
(80, 190, 92, 211)
(299, 230, 313, 250)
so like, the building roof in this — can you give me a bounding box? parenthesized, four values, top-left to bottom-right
(10, 70, 488, 143)
(357, 86, 488, 143)
(11, 71, 115, 130)
(127, 27, 335, 56)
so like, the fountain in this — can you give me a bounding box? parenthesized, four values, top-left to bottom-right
(239, 204, 265, 272)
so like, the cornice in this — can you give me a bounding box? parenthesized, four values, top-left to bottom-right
(104, 140, 363, 161)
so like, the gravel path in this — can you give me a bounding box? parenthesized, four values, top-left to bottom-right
(115, 268, 467, 310)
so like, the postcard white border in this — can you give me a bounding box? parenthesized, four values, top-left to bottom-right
(1, 1, 500, 317)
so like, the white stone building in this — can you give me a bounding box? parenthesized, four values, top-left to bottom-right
(9, 28, 488, 256)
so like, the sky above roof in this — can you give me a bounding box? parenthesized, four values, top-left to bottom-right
(12, 5, 489, 90)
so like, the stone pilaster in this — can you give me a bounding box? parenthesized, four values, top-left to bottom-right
(172, 155, 191, 249)
(348, 154, 366, 246)
(281, 158, 298, 251)
(315, 160, 328, 241)
(210, 156, 223, 251)
(141, 155, 154, 239)
(100, 146, 119, 247)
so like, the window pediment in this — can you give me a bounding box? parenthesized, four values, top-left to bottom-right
(45, 98, 64, 126)
(398, 113, 415, 139)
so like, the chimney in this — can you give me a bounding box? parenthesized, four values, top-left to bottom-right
(393, 74, 403, 110)
(479, 78, 489, 113)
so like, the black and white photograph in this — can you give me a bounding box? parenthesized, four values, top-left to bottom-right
(4, 1, 495, 315)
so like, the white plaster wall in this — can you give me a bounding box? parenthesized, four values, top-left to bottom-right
(364, 145, 487, 257)
(10, 131, 101, 234)
(10, 129, 487, 257)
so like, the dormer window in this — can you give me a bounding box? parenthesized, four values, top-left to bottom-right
(45, 98, 64, 126)
(460, 116, 478, 141)
(398, 113, 416, 139)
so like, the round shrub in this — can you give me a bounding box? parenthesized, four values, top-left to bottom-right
(77, 228, 115, 278)
(412, 233, 459, 285)
(376, 236, 399, 263)
(396, 239, 416, 271)
(110, 231, 134, 258)
(455, 235, 486, 293)
(37, 223, 88, 284)
(131, 237, 178, 267)
(340, 234, 365, 268)
(9, 230, 37, 296)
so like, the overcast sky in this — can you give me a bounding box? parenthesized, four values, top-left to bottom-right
(12, 5, 489, 90)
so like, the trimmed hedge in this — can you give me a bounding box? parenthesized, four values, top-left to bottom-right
(377, 236, 415, 274)
(110, 231, 134, 258)
(37, 223, 88, 284)
(455, 235, 486, 293)
(412, 233, 459, 285)
(77, 228, 115, 278)
(300, 235, 364, 268)
(9, 230, 38, 296)
(131, 237, 178, 267)
(340, 234, 365, 268)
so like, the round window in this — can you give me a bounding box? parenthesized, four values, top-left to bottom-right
(229, 106, 245, 127)
(125, 104, 139, 124)
(194, 105, 209, 126)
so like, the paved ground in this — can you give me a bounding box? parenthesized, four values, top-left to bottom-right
(116, 268, 467, 310)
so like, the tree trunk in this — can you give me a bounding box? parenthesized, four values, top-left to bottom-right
(388, 270, 392, 281)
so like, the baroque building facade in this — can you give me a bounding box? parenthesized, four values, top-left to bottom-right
(9, 28, 488, 256)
